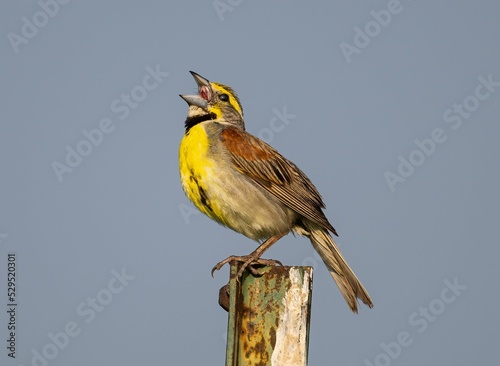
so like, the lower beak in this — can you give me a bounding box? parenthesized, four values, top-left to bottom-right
(179, 94, 208, 109)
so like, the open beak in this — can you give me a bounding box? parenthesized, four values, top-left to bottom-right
(179, 71, 213, 109)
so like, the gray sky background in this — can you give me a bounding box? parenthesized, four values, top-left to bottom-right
(1, 1, 499, 365)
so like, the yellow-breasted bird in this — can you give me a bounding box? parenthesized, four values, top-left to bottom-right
(178, 71, 373, 313)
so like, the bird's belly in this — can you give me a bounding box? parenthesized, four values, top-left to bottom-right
(205, 170, 296, 240)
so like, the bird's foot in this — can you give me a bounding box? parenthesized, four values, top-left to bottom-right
(211, 255, 283, 279)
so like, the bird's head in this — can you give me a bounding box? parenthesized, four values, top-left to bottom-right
(180, 71, 245, 131)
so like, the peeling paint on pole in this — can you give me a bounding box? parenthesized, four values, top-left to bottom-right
(225, 263, 313, 366)
(271, 268, 311, 365)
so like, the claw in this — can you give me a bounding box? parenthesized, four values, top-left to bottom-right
(211, 256, 235, 277)
(211, 255, 283, 279)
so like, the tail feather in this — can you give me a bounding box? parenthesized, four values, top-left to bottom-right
(303, 221, 373, 313)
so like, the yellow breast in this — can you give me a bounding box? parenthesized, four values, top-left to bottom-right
(178, 123, 221, 221)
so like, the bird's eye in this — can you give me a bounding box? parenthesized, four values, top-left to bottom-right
(219, 93, 229, 102)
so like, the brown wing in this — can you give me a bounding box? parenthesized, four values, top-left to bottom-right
(220, 127, 338, 235)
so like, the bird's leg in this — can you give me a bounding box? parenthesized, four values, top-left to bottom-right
(211, 232, 287, 278)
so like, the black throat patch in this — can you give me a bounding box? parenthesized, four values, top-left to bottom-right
(184, 112, 217, 134)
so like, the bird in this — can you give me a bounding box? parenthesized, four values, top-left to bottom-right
(178, 71, 373, 313)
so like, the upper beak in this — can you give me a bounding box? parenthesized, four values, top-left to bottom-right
(189, 71, 210, 87)
(179, 94, 207, 109)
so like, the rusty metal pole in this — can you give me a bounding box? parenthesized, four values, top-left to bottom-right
(223, 262, 313, 366)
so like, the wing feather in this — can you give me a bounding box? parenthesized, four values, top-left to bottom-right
(220, 127, 338, 235)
